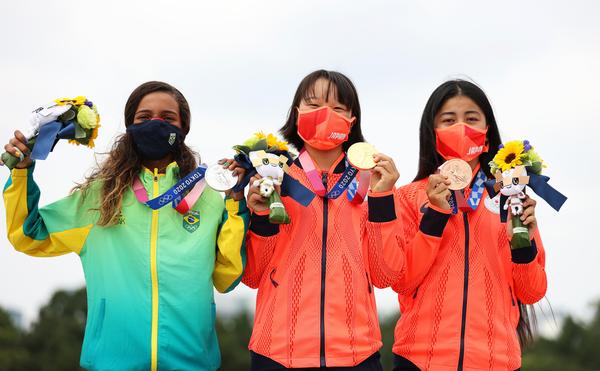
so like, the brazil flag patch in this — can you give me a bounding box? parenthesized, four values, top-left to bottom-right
(183, 210, 200, 233)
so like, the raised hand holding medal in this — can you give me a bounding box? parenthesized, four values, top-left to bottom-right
(347, 142, 399, 194)
(347, 142, 378, 170)
(206, 161, 239, 188)
(439, 159, 472, 191)
(435, 158, 476, 213)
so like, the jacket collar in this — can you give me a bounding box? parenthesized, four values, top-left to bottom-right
(139, 161, 179, 186)
(293, 152, 346, 174)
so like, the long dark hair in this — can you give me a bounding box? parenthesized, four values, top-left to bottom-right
(415, 79, 538, 348)
(517, 301, 538, 348)
(413, 79, 502, 181)
(75, 81, 198, 226)
(279, 69, 365, 152)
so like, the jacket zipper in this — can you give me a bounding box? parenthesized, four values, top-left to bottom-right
(365, 272, 372, 294)
(320, 172, 328, 368)
(150, 170, 160, 371)
(457, 212, 470, 371)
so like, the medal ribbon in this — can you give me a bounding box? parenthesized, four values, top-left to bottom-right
(346, 161, 370, 204)
(449, 168, 487, 214)
(133, 165, 208, 214)
(297, 149, 361, 200)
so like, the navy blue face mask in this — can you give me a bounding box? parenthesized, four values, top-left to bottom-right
(127, 119, 184, 160)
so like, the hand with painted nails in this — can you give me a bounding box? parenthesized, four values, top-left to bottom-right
(218, 158, 246, 201)
(1, 130, 33, 169)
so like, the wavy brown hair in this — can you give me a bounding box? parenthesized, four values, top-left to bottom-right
(75, 81, 198, 226)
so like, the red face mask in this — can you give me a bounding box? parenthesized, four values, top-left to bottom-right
(297, 106, 355, 150)
(435, 123, 489, 162)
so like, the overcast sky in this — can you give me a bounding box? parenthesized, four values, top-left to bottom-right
(1, 0, 598, 334)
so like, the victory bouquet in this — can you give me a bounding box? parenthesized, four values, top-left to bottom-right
(233, 132, 292, 224)
(487, 140, 567, 249)
(1, 96, 100, 169)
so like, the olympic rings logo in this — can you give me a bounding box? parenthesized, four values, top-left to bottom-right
(158, 194, 174, 205)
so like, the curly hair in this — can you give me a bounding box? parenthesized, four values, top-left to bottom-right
(74, 81, 198, 226)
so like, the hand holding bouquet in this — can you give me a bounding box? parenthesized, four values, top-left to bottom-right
(1, 96, 100, 169)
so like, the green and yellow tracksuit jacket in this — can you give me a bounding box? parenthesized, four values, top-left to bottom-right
(3, 162, 249, 371)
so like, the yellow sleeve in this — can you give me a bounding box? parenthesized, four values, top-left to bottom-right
(213, 197, 249, 293)
(3, 167, 95, 257)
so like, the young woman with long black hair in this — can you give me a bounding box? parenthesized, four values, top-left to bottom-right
(391, 80, 545, 371)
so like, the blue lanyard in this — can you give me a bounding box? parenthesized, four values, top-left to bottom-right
(449, 169, 487, 214)
(145, 165, 207, 210)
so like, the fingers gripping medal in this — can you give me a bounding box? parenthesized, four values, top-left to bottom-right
(439, 158, 472, 191)
(345, 142, 375, 203)
(438, 158, 473, 213)
(205, 164, 239, 192)
(347, 142, 378, 170)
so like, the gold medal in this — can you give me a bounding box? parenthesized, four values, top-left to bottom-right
(439, 159, 472, 190)
(347, 142, 378, 170)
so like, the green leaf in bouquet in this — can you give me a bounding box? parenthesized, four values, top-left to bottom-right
(74, 122, 87, 139)
(59, 107, 77, 122)
(233, 145, 251, 155)
(254, 138, 268, 151)
(528, 161, 543, 175)
(77, 137, 90, 146)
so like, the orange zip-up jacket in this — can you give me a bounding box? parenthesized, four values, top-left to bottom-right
(392, 179, 547, 371)
(243, 153, 420, 368)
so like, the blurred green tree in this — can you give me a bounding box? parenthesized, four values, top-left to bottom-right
(216, 310, 253, 370)
(523, 301, 600, 371)
(22, 288, 87, 371)
(2, 288, 600, 371)
(379, 312, 400, 370)
(0, 307, 29, 370)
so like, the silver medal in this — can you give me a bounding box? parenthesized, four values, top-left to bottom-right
(205, 164, 238, 192)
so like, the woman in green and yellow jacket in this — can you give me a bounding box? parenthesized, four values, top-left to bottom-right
(2, 81, 249, 371)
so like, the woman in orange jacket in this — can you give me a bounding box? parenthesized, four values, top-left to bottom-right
(392, 80, 545, 371)
(242, 69, 430, 370)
